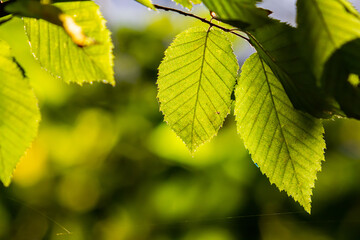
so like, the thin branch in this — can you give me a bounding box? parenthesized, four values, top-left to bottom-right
(153, 4, 250, 42)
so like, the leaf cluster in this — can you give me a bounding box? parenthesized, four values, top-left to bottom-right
(0, 0, 359, 214)
(152, 0, 360, 212)
(0, 0, 113, 185)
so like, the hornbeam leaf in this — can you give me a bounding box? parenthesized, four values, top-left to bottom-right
(321, 40, 360, 119)
(297, 0, 360, 119)
(0, 40, 40, 186)
(135, 0, 156, 10)
(23, 1, 114, 85)
(297, 0, 360, 80)
(157, 27, 238, 153)
(235, 53, 325, 213)
(173, 0, 202, 9)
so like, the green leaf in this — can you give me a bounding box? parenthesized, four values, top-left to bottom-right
(0, 15, 12, 25)
(157, 27, 238, 153)
(135, 0, 156, 10)
(7, 0, 96, 47)
(0, 39, 40, 186)
(23, 1, 114, 85)
(297, 0, 360, 119)
(235, 53, 325, 213)
(173, 0, 202, 9)
(321, 39, 360, 119)
(297, 0, 360, 80)
(201, 0, 271, 30)
(247, 21, 337, 118)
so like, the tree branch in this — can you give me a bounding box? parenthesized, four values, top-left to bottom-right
(153, 4, 250, 42)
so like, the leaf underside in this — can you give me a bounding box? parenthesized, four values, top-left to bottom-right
(23, 1, 114, 85)
(235, 53, 325, 213)
(157, 27, 238, 153)
(0, 40, 40, 186)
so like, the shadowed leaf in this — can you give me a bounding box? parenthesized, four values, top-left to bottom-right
(297, 0, 360, 119)
(247, 21, 337, 118)
(297, 0, 360, 80)
(201, 0, 271, 30)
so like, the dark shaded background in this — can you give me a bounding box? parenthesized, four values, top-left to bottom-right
(0, 1, 360, 239)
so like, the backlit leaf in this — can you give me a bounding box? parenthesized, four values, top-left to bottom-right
(23, 1, 114, 85)
(0, 40, 40, 186)
(135, 0, 156, 10)
(174, 0, 202, 9)
(158, 27, 238, 153)
(235, 53, 325, 213)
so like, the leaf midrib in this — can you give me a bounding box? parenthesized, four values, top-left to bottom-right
(190, 28, 211, 152)
(259, 57, 306, 204)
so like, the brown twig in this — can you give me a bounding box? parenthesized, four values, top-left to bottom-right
(153, 4, 250, 42)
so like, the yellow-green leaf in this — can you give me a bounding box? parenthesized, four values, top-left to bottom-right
(23, 1, 114, 85)
(174, 0, 202, 9)
(158, 27, 238, 153)
(235, 53, 325, 213)
(135, 0, 156, 10)
(0, 40, 40, 186)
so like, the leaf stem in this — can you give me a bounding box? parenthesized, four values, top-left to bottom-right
(153, 4, 250, 42)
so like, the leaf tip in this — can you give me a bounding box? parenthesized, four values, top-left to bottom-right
(303, 202, 311, 214)
(1, 177, 11, 187)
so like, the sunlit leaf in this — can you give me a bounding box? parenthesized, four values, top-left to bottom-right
(173, 0, 202, 9)
(135, 0, 156, 10)
(23, 1, 114, 85)
(235, 53, 325, 213)
(158, 27, 238, 153)
(0, 40, 40, 186)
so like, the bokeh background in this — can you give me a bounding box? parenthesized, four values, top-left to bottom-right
(0, 0, 360, 239)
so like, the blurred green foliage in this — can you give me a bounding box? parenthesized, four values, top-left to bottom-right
(0, 9, 359, 240)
